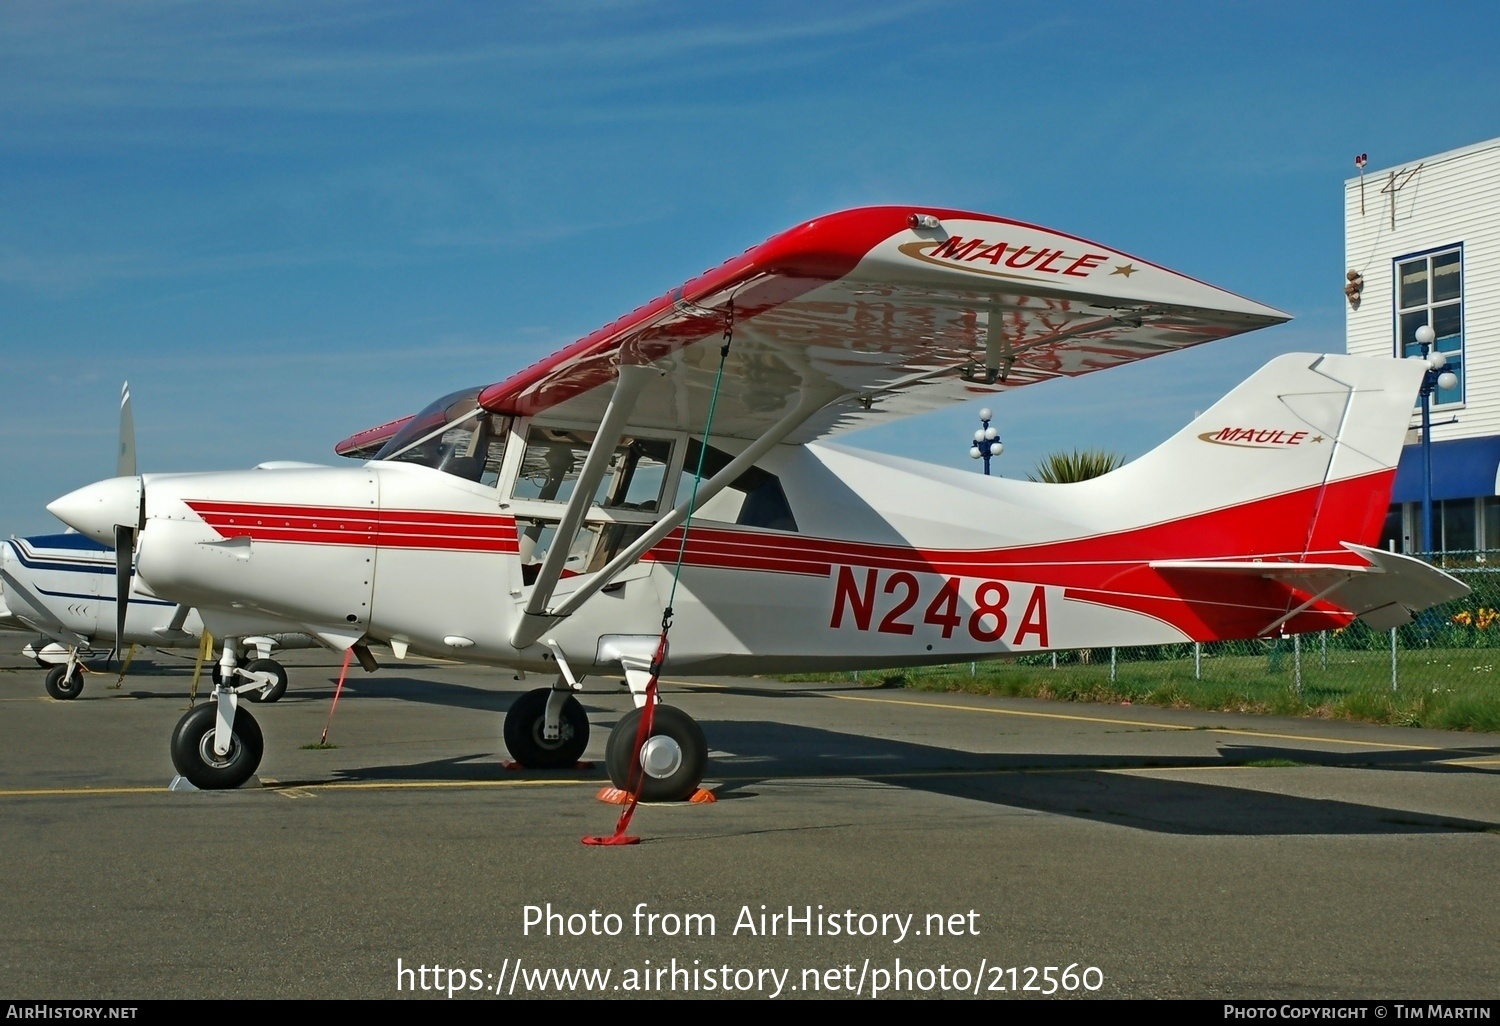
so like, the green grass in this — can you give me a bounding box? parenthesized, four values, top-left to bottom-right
(782, 647, 1500, 732)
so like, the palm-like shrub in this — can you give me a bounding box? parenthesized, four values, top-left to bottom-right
(1028, 448, 1126, 483)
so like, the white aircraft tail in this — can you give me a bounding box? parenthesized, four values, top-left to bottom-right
(1070, 353, 1467, 634)
(1084, 352, 1422, 561)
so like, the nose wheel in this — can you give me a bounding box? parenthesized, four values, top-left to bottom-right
(605, 705, 707, 803)
(44, 663, 86, 700)
(169, 702, 263, 789)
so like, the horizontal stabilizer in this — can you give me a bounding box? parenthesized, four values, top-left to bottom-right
(1152, 544, 1470, 632)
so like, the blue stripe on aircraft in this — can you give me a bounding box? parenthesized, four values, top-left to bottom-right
(35, 585, 175, 608)
(9, 547, 114, 576)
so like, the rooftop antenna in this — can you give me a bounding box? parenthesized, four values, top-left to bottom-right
(1354, 153, 1368, 215)
(1380, 161, 1424, 230)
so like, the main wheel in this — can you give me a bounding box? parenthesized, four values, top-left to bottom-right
(169, 703, 264, 790)
(45, 663, 85, 700)
(243, 658, 289, 703)
(502, 688, 589, 769)
(605, 704, 707, 803)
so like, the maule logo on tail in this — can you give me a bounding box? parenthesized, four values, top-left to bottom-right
(1198, 427, 1323, 449)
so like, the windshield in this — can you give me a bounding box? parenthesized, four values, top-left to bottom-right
(374, 387, 509, 485)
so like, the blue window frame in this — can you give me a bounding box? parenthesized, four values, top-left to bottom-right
(1396, 245, 1464, 406)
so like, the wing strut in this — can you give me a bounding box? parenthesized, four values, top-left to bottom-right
(539, 383, 845, 634)
(510, 364, 653, 649)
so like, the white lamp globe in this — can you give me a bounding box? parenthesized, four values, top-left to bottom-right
(969, 446, 982, 459)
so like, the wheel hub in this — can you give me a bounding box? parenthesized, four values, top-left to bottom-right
(197, 731, 240, 769)
(639, 735, 682, 779)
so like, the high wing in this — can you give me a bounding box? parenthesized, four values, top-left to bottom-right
(479, 206, 1287, 443)
(336, 206, 1288, 454)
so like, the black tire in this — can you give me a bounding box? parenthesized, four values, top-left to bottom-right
(243, 658, 289, 703)
(169, 703, 264, 790)
(502, 688, 589, 769)
(45, 663, 85, 700)
(605, 704, 707, 803)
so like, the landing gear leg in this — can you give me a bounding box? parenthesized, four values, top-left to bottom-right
(502, 642, 589, 769)
(169, 643, 265, 789)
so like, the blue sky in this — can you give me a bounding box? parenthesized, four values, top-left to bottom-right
(3, 1, 1498, 535)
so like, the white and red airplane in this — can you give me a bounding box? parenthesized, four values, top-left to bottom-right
(45, 206, 1467, 799)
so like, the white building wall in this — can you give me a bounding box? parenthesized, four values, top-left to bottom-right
(1345, 137, 1500, 444)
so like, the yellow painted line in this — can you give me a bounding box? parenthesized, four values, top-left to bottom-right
(298, 778, 594, 792)
(0, 776, 600, 798)
(0, 785, 164, 797)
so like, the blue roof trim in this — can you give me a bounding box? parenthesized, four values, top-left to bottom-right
(1391, 435, 1500, 503)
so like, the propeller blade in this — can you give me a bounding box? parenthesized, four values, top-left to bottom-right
(114, 524, 135, 648)
(117, 383, 137, 478)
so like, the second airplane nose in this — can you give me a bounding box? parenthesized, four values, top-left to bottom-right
(47, 476, 143, 545)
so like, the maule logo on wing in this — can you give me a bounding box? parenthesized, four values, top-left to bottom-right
(1198, 427, 1323, 449)
(897, 234, 1131, 283)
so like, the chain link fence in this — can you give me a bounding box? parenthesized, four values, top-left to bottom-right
(1066, 562, 1500, 695)
(870, 563, 1500, 721)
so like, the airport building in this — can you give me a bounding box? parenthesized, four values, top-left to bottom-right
(1345, 136, 1500, 556)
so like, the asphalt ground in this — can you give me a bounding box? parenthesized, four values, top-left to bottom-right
(0, 631, 1496, 1001)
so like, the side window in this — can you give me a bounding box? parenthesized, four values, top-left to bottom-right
(509, 428, 673, 511)
(1396, 246, 1463, 407)
(676, 439, 798, 532)
(508, 426, 679, 585)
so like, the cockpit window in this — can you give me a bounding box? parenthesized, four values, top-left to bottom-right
(375, 387, 509, 485)
(510, 427, 673, 512)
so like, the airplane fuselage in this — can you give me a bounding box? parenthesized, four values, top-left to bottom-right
(116, 379, 1387, 679)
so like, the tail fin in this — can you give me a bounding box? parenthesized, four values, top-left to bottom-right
(1074, 353, 1469, 636)
(1086, 352, 1425, 564)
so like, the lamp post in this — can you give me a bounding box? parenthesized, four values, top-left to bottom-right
(1414, 323, 1459, 556)
(969, 407, 1003, 475)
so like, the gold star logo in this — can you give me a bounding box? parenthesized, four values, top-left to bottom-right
(1110, 263, 1137, 277)
(1311, 435, 1325, 443)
